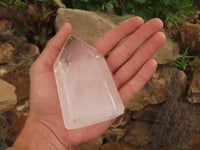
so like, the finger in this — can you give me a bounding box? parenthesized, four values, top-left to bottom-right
(119, 59, 157, 105)
(35, 23, 73, 70)
(106, 18, 163, 73)
(93, 17, 144, 56)
(114, 31, 166, 89)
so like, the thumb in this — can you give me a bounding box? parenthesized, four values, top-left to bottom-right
(31, 23, 73, 73)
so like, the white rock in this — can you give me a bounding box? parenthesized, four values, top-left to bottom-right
(53, 35, 124, 129)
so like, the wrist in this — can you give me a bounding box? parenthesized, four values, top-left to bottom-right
(13, 114, 72, 150)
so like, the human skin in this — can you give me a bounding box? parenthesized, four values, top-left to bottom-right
(13, 17, 166, 150)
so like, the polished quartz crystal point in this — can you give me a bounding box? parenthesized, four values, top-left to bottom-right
(53, 35, 124, 129)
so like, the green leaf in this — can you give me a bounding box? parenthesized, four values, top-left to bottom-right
(0, 2, 8, 7)
(135, 0, 146, 4)
(53, 0, 66, 7)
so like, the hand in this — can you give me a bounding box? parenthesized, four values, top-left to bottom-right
(13, 17, 165, 150)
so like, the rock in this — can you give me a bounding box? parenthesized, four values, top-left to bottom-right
(8, 99, 29, 141)
(0, 8, 17, 19)
(111, 109, 132, 128)
(192, 56, 200, 73)
(187, 72, 200, 103)
(103, 128, 127, 142)
(55, 8, 116, 44)
(100, 142, 144, 150)
(0, 78, 17, 114)
(0, 19, 12, 32)
(0, 44, 39, 101)
(0, 64, 29, 101)
(124, 121, 152, 147)
(152, 38, 179, 64)
(190, 41, 200, 56)
(103, 110, 132, 142)
(126, 66, 187, 111)
(132, 104, 161, 122)
(189, 134, 200, 150)
(0, 43, 15, 64)
(180, 22, 200, 47)
(74, 137, 103, 150)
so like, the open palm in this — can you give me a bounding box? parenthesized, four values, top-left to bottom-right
(15, 17, 165, 149)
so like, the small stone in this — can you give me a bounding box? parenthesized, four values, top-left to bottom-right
(74, 137, 103, 150)
(196, 10, 200, 15)
(126, 70, 167, 111)
(8, 99, 29, 140)
(180, 22, 200, 47)
(192, 56, 200, 73)
(0, 78, 17, 114)
(0, 43, 15, 64)
(0, 19, 12, 32)
(190, 41, 200, 56)
(194, 14, 199, 20)
(132, 104, 160, 122)
(196, 19, 200, 24)
(100, 142, 142, 150)
(124, 121, 152, 147)
(53, 35, 124, 129)
(189, 134, 200, 150)
(0, 44, 39, 101)
(111, 109, 132, 128)
(0, 7, 17, 19)
(103, 128, 127, 142)
(187, 72, 200, 103)
(126, 67, 187, 111)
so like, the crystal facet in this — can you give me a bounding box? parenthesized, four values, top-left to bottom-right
(53, 35, 124, 129)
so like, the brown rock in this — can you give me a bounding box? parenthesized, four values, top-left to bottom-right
(0, 78, 17, 114)
(111, 109, 132, 128)
(190, 41, 200, 56)
(74, 137, 103, 150)
(192, 56, 200, 73)
(55, 8, 116, 44)
(187, 72, 200, 103)
(0, 43, 15, 64)
(180, 22, 200, 47)
(0, 44, 39, 101)
(124, 121, 152, 147)
(0, 7, 17, 19)
(0, 64, 29, 101)
(126, 67, 187, 111)
(8, 99, 29, 141)
(100, 142, 145, 150)
(0, 19, 12, 32)
(103, 128, 127, 142)
(152, 38, 179, 65)
(189, 134, 200, 150)
(132, 104, 161, 122)
(194, 14, 199, 20)
(103, 110, 132, 142)
(126, 70, 166, 111)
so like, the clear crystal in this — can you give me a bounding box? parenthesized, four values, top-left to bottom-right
(53, 35, 124, 129)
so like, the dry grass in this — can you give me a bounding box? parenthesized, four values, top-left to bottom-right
(149, 67, 199, 150)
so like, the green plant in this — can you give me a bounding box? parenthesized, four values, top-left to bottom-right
(0, 0, 65, 50)
(0, 0, 13, 7)
(172, 47, 197, 73)
(72, 0, 116, 12)
(114, 0, 195, 27)
(71, 0, 195, 28)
